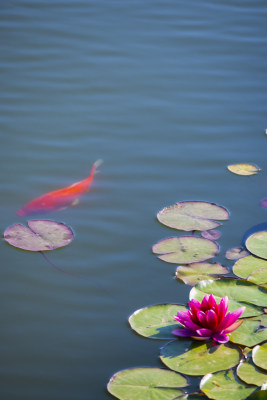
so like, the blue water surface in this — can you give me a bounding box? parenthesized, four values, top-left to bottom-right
(1, 1, 267, 399)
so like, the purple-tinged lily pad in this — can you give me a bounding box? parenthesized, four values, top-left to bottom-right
(225, 247, 250, 260)
(4, 220, 74, 251)
(157, 201, 229, 232)
(201, 230, 221, 240)
(260, 198, 267, 208)
(176, 262, 228, 286)
(153, 236, 219, 264)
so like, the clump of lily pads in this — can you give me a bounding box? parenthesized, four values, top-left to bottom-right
(108, 200, 267, 400)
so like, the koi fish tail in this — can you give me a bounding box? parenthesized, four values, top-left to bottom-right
(92, 159, 103, 173)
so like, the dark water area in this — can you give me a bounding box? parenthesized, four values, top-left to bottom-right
(1, 1, 267, 399)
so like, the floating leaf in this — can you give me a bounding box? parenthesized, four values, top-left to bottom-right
(153, 237, 219, 264)
(157, 201, 229, 232)
(225, 247, 250, 260)
(175, 263, 228, 286)
(252, 343, 267, 370)
(245, 231, 267, 260)
(233, 256, 267, 279)
(248, 268, 267, 285)
(227, 163, 260, 176)
(237, 358, 267, 386)
(107, 367, 188, 400)
(201, 230, 221, 240)
(160, 340, 241, 376)
(200, 369, 257, 399)
(190, 279, 266, 317)
(242, 223, 267, 247)
(128, 304, 186, 340)
(4, 220, 74, 251)
(260, 199, 267, 209)
(228, 318, 267, 347)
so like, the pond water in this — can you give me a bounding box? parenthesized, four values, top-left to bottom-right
(1, 1, 267, 399)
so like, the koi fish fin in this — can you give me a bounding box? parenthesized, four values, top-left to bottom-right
(70, 198, 80, 207)
(93, 159, 103, 174)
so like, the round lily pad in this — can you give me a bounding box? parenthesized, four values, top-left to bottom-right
(153, 236, 219, 264)
(176, 263, 228, 286)
(248, 268, 267, 285)
(190, 279, 266, 317)
(160, 340, 241, 376)
(237, 358, 267, 386)
(252, 343, 267, 370)
(157, 201, 229, 232)
(245, 231, 267, 260)
(228, 318, 267, 347)
(4, 220, 74, 251)
(227, 163, 260, 176)
(128, 304, 186, 340)
(225, 247, 250, 260)
(107, 367, 188, 400)
(233, 256, 267, 279)
(200, 369, 257, 399)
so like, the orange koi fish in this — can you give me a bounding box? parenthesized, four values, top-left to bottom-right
(17, 160, 102, 216)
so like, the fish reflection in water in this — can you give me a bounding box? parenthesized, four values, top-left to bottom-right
(17, 160, 102, 216)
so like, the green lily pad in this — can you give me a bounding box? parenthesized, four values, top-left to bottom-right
(233, 256, 267, 279)
(190, 279, 267, 312)
(248, 268, 267, 285)
(247, 391, 267, 400)
(107, 367, 188, 400)
(245, 231, 267, 260)
(176, 263, 229, 286)
(237, 358, 267, 386)
(153, 237, 219, 264)
(228, 318, 267, 347)
(157, 201, 229, 232)
(200, 369, 257, 399)
(252, 343, 267, 370)
(160, 340, 241, 376)
(128, 304, 186, 340)
(225, 247, 250, 260)
(4, 220, 74, 251)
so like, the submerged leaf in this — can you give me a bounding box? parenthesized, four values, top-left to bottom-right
(107, 367, 188, 400)
(176, 262, 228, 286)
(245, 231, 267, 260)
(260, 198, 267, 208)
(227, 163, 260, 176)
(225, 247, 250, 260)
(157, 201, 229, 232)
(200, 369, 256, 399)
(201, 230, 221, 240)
(4, 220, 74, 251)
(128, 304, 186, 340)
(153, 236, 219, 264)
(160, 340, 241, 376)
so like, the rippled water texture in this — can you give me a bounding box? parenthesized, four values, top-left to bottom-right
(1, 1, 267, 399)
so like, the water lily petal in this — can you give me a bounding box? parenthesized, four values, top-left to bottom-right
(208, 294, 217, 309)
(223, 319, 243, 333)
(223, 307, 246, 329)
(201, 295, 210, 310)
(212, 333, 229, 343)
(206, 309, 218, 329)
(172, 328, 196, 337)
(217, 296, 229, 323)
(197, 310, 207, 327)
(183, 319, 201, 330)
(196, 328, 213, 337)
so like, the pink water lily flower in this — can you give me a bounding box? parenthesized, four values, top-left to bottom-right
(172, 294, 245, 344)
